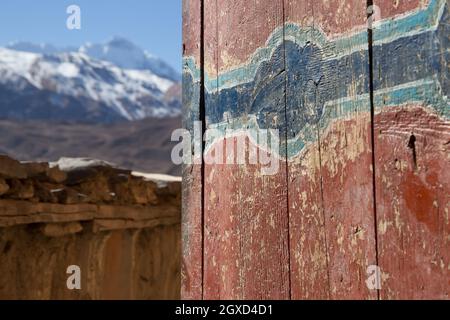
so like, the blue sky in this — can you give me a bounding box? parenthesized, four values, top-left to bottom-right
(0, 0, 182, 70)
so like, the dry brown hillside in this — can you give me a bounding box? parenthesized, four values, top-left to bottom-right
(0, 116, 181, 175)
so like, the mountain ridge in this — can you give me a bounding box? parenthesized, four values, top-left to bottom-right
(0, 38, 181, 123)
(7, 37, 180, 81)
(0, 116, 181, 175)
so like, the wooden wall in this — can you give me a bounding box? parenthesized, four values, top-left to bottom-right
(182, 0, 449, 299)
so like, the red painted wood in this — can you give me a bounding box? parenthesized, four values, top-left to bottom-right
(374, 106, 450, 299)
(203, 139, 290, 299)
(183, 0, 449, 300)
(202, 0, 291, 299)
(373, 0, 449, 300)
(181, 0, 203, 300)
(286, 0, 377, 300)
(284, 0, 330, 300)
(318, 116, 378, 299)
(212, 0, 285, 75)
(316, 0, 377, 300)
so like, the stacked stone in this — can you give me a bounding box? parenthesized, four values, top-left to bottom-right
(0, 155, 181, 299)
(0, 155, 180, 206)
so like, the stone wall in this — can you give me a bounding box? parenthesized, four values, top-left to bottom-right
(0, 156, 181, 299)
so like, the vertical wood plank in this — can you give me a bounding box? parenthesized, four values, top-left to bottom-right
(314, 0, 378, 299)
(373, 0, 449, 299)
(181, 0, 203, 300)
(203, 0, 291, 299)
(285, 0, 378, 299)
(284, 0, 330, 299)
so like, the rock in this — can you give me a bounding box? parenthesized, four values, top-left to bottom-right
(108, 173, 130, 184)
(0, 156, 180, 206)
(40, 222, 83, 237)
(77, 175, 113, 203)
(51, 157, 127, 185)
(46, 166, 67, 183)
(0, 156, 181, 299)
(109, 180, 133, 204)
(64, 167, 99, 185)
(167, 181, 182, 197)
(132, 171, 181, 188)
(0, 217, 180, 299)
(54, 188, 87, 205)
(0, 155, 27, 179)
(33, 182, 60, 203)
(51, 157, 115, 172)
(0, 179, 9, 196)
(8, 179, 34, 200)
(130, 178, 158, 205)
(145, 184, 159, 205)
(21, 162, 49, 178)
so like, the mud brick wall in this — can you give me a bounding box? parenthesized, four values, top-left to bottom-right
(0, 155, 181, 300)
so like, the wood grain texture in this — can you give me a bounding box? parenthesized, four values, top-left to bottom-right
(284, 0, 330, 300)
(202, 0, 290, 299)
(373, 0, 449, 299)
(181, 0, 203, 300)
(285, 0, 377, 300)
(314, 0, 377, 299)
(212, 0, 285, 75)
(182, 0, 449, 300)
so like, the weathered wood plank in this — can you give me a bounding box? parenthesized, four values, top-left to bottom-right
(284, 0, 330, 300)
(181, 0, 203, 300)
(183, 0, 449, 300)
(202, 0, 290, 299)
(285, 0, 378, 299)
(313, 0, 378, 299)
(373, 0, 449, 299)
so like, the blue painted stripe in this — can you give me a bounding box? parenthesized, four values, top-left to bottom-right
(182, 0, 449, 159)
(183, 0, 446, 92)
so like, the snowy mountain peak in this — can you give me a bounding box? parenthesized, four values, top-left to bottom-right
(81, 37, 180, 82)
(80, 37, 147, 69)
(80, 37, 179, 81)
(105, 36, 138, 50)
(6, 37, 180, 82)
(0, 43, 181, 123)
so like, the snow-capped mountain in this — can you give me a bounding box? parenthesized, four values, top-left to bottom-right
(7, 37, 180, 82)
(79, 37, 180, 82)
(0, 39, 181, 123)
